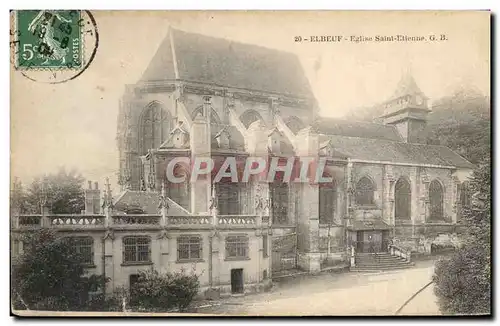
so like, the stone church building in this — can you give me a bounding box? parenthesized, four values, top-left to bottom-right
(114, 28, 473, 274)
(12, 27, 475, 299)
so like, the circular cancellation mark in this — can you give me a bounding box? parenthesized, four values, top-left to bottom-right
(10, 10, 99, 84)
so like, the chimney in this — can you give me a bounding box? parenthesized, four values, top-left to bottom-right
(84, 180, 101, 214)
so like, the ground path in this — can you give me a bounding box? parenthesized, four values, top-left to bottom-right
(195, 260, 441, 316)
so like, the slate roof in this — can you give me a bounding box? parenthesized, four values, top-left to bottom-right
(114, 190, 190, 215)
(141, 28, 314, 98)
(211, 124, 245, 151)
(320, 135, 474, 169)
(313, 118, 403, 141)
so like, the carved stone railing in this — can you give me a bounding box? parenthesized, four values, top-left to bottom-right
(389, 244, 412, 263)
(168, 216, 213, 226)
(18, 215, 42, 228)
(50, 215, 105, 227)
(112, 215, 161, 226)
(217, 215, 257, 226)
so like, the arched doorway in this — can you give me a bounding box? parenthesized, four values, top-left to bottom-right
(429, 180, 444, 221)
(395, 178, 411, 221)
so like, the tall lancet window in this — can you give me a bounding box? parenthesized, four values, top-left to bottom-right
(140, 103, 171, 155)
(429, 180, 444, 221)
(395, 177, 411, 221)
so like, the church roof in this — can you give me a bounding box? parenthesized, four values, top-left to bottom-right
(114, 190, 190, 215)
(319, 135, 474, 169)
(141, 28, 314, 99)
(313, 118, 403, 141)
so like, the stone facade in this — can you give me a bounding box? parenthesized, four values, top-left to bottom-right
(11, 29, 475, 297)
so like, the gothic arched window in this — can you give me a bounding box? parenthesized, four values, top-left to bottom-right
(355, 177, 375, 206)
(140, 103, 171, 155)
(395, 178, 411, 221)
(285, 116, 305, 134)
(191, 106, 222, 125)
(216, 182, 242, 215)
(239, 110, 264, 129)
(429, 180, 444, 220)
(270, 180, 289, 225)
(319, 181, 337, 224)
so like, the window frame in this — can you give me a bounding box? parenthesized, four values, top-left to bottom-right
(67, 236, 94, 266)
(122, 236, 152, 265)
(225, 235, 250, 261)
(177, 235, 203, 262)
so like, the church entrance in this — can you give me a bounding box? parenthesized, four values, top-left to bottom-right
(349, 221, 391, 253)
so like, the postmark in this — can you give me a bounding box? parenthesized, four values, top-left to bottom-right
(10, 10, 99, 84)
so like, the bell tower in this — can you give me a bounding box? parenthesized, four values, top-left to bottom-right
(380, 73, 430, 143)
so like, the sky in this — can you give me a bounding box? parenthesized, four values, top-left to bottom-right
(10, 11, 490, 187)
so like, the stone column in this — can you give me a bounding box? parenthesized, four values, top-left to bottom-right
(450, 174, 461, 224)
(190, 96, 212, 214)
(420, 168, 430, 223)
(103, 230, 115, 296)
(209, 231, 221, 289)
(294, 127, 320, 273)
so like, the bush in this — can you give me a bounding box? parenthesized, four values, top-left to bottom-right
(131, 270, 200, 312)
(433, 159, 491, 315)
(12, 229, 108, 311)
(433, 244, 490, 315)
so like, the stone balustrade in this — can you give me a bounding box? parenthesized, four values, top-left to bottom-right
(217, 215, 257, 226)
(13, 212, 269, 231)
(168, 215, 213, 226)
(18, 215, 42, 228)
(112, 215, 161, 226)
(50, 215, 105, 227)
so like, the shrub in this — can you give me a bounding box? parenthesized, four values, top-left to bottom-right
(433, 244, 490, 315)
(433, 159, 491, 315)
(12, 229, 108, 311)
(131, 269, 200, 312)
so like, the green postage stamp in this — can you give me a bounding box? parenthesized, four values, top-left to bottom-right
(15, 10, 83, 69)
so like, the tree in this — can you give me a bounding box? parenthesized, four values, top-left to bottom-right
(12, 229, 107, 311)
(433, 158, 491, 315)
(19, 168, 85, 214)
(10, 177, 28, 214)
(130, 269, 200, 312)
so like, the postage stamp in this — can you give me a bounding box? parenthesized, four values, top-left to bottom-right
(15, 10, 83, 69)
(10, 10, 98, 84)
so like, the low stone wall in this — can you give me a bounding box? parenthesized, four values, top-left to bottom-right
(200, 279, 273, 300)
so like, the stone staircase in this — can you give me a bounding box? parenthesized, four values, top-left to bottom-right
(350, 252, 414, 272)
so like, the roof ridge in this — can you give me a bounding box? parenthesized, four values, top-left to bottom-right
(170, 27, 299, 58)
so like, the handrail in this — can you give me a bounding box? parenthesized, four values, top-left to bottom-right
(388, 243, 412, 263)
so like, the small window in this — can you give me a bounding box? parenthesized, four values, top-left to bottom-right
(177, 236, 202, 261)
(262, 235, 268, 258)
(123, 236, 151, 263)
(226, 235, 249, 259)
(263, 269, 268, 280)
(67, 236, 94, 265)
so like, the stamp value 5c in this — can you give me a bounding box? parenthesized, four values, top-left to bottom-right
(15, 10, 83, 70)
